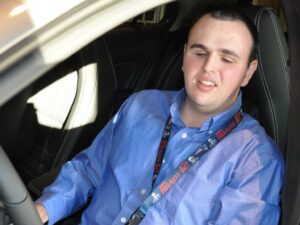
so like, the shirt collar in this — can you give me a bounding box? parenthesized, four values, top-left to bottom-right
(170, 88, 242, 132)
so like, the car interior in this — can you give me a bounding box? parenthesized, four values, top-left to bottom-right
(0, 0, 292, 224)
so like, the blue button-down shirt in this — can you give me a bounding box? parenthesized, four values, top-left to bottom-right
(36, 89, 284, 225)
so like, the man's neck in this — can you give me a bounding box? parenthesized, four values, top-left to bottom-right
(180, 99, 212, 128)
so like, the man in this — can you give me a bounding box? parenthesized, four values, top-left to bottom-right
(35, 6, 284, 225)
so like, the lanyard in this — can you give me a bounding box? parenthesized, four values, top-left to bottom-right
(126, 109, 243, 225)
(152, 115, 172, 187)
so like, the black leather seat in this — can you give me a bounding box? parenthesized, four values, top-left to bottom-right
(241, 6, 290, 156)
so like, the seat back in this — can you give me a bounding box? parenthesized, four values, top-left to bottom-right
(241, 6, 290, 156)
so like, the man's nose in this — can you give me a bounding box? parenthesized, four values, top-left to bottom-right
(203, 54, 217, 73)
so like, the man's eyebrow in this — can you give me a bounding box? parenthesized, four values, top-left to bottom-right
(189, 43, 207, 50)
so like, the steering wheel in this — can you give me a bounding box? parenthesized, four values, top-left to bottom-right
(0, 147, 43, 225)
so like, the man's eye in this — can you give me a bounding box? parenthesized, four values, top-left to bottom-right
(222, 58, 234, 63)
(196, 52, 207, 56)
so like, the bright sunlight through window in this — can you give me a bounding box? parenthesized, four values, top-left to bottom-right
(27, 63, 99, 130)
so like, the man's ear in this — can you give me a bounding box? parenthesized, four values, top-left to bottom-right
(241, 59, 258, 87)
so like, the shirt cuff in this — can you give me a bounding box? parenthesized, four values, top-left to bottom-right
(35, 193, 66, 225)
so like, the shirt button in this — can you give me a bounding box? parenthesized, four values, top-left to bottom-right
(162, 159, 166, 164)
(181, 133, 187, 139)
(208, 130, 213, 134)
(120, 217, 127, 223)
(140, 189, 147, 195)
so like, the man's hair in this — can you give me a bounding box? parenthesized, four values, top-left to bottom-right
(188, 5, 258, 64)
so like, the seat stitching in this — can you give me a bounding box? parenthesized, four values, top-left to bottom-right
(256, 8, 279, 145)
(268, 9, 290, 94)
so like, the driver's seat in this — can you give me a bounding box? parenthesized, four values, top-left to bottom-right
(241, 5, 290, 156)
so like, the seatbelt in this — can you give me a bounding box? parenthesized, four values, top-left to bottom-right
(126, 109, 243, 225)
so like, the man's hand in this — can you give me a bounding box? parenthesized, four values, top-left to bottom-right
(35, 203, 49, 224)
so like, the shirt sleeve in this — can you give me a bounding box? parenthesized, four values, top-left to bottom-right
(35, 94, 134, 225)
(212, 136, 284, 225)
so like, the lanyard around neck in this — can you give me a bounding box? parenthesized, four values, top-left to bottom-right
(126, 109, 243, 225)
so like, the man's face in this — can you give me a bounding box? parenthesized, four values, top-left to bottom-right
(183, 14, 257, 115)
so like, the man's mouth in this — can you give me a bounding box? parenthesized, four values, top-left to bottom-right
(199, 80, 216, 87)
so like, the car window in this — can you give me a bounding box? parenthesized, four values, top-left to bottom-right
(27, 72, 77, 129)
(128, 5, 167, 25)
